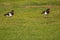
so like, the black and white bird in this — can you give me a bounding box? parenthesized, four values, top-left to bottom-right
(4, 10, 14, 17)
(41, 8, 50, 15)
(41, 8, 50, 18)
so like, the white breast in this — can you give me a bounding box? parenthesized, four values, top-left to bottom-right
(9, 13, 12, 16)
(44, 12, 47, 15)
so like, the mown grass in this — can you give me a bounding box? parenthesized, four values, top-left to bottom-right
(0, 0, 60, 40)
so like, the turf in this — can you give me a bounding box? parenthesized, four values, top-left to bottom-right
(0, 0, 60, 40)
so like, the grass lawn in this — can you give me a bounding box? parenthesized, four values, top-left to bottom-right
(0, 0, 60, 40)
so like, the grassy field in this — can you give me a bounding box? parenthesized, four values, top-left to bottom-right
(0, 0, 60, 40)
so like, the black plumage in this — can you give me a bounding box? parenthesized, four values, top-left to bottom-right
(41, 8, 50, 15)
(4, 10, 14, 16)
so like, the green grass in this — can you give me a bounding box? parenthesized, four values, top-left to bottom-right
(0, 0, 60, 40)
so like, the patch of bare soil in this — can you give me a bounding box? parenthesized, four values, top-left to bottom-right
(20, 5, 60, 8)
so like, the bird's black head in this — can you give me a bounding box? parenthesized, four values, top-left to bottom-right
(11, 10, 14, 12)
(46, 8, 50, 11)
